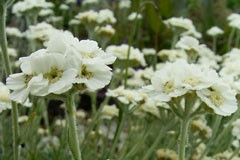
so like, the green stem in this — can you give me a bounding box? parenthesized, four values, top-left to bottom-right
(171, 33, 178, 49)
(235, 30, 240, 48)
(124, 11, 140, 88)
(227, 28, 236, 51)
(65, 93, 82, 160)
(198, 115, 222, 160)
(179, 118, 190, 160)
(107, 108, 125, 159)
(0, 4, 19, 160)
(212, 36, 217, 53)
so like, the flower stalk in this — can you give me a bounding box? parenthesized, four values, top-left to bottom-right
(0, 2, 19, 160)
(65, 93, 82, 160)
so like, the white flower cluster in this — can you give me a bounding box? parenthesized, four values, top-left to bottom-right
(106, 44, 146, 66)
(12, 0, 54, 16)
(6, 27, 23, 38)
(119, 0, 131, 9)
(82, 0, 99, 6)
(227, 13, 240, 29)
(94, 25, 116, 36)
(220, 48, 240, 92)
(207, 26, 224, 37)
(7, 31, 116, 104)
(24, 22, 57, 41)
(128, 12, 142, 21)
(106, 86, 168, 118)
(142, 60, 237, 116)
(75, 9, 116, 24)
(163, 17, 202, 38)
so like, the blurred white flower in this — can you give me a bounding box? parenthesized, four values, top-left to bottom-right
(142, 48, 156, 56)
(232, 119, 240, 139)
(12, 0, 54, 16)
(128, 12, 142, 21)
(106, 44, 146, 66)
(101, 104, 119, 120)
(207, 26, 224, 37)
(82, 0, 99, 6)
(24, 22, 57, 41)
(6, 27, 22, 38)
(95, 25, 115, 36)
(119, 0, 131, 9)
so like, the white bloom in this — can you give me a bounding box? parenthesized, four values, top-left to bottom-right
(207, 26, 224, 36)
(164, 17, 201, 38)
(134, 98, 160, 118)
(119, 0, 131, 9)
(128, 12, 142, 21)
(101, 104, 119, 120)
(232, 119, 240, 139)
(60, 4, 69, 10)
(176, 36, 200, 51)
(142, 61, 187, 102)
(0, 47, 17, 57)
(163, 17, 194, 31)
(75, 10, 99, 24)
(106, 44, 146, 66)
(69, 19, 81, 26)
(197, 81, 237, 116)
(82, 0, 99, 5)
(142, 48, 156, 56)
(98, 9, 117, 24)
(74, 58, 112, 90)
(6, 27, 22, 38)
(24, 22, 57, 41)
(18, 115, 29, 123)
(39, 9, 54, 17)
(94, 25, 115, 36)
(191, 118, 212, 138)
(12, 0, 54, 16)
(0, 82, 11, 113)
(158, 49, 187, 62)
(228, 13, 240, 29)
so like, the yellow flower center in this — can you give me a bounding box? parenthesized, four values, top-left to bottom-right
(44, 67, 63, 83)
(209, 91, 224, 107)
(184, 77, 201, 86)
(24, 74, 35, 84)
(163, 81, 175, 94)
(80, 65, 94, 79)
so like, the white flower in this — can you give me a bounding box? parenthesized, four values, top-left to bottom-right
(74, 58, 112, 90)
(18, 115, 29, 123)
(163, 17, 194, 31)
(24, 22, 57, 41)
(39, 9, 54, 17)
(178, 63, 218, 91)
(106, 44, 146, 66)
(0, 47, 18, 57)
(12, 0, 54, 16)
(232, 119, 240, 139)
(0, 82, 11, 113)
(142, 61, 187, 102)
(98, 9, 116, 24)
(134, 98, 160, 118)
(197, 81, 237, 116)
(164, 17, 201, 38)
(142, 48, 156, 56)
(107, 86, 146, 105)
(69, 19, 81, 26)
(158, 49, 187, 62)
(119, 0, 131, 9)
(191, 118, 212, 138)
(128, 12, 142, 21)
(207, 26, 224, 37)
(94, 25, 115, 36)
(60, 4, 69, 10)
(101, 104, 119, 120)
(228, 13, 240, 29)
(176, 36, 200, 51)
(82, 0, 99, 6)
(6, 27, 22, 38)
(75, 10, 99, 24)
